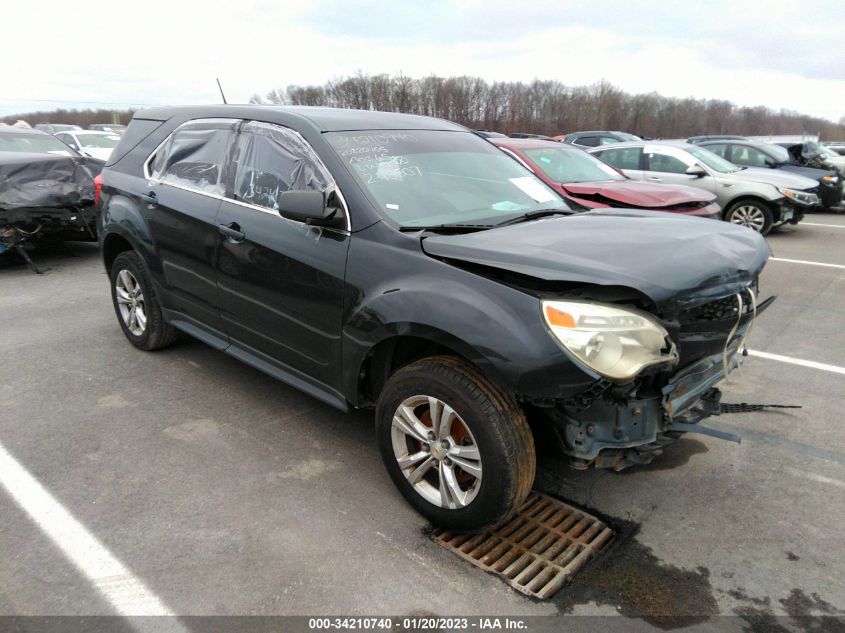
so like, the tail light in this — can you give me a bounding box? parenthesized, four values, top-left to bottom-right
(94, 174, 103, 205)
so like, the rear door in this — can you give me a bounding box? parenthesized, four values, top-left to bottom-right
(215, 121, 350, 395)
(144, 118, 238, 338)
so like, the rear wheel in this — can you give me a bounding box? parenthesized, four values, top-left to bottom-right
(109, 251, 178, 351)
(376, 356, 535, 532)
(725, 199, 773, 235)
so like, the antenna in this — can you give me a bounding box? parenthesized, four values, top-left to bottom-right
(216, 78, 228, 104)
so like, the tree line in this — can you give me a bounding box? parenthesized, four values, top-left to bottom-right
(1, 108, 134, 128)
(252, 74, 845, 140)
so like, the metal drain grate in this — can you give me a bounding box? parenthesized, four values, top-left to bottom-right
(433, 492, 614, 599)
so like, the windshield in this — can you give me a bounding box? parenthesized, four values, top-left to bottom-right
(75, 133, 120, 148)
(804, 141, 831, 159)
(688, 147, 738, 173)
(327, 130, 567, 228)
(51, 124, 80, 132)
(0, 132, 77, 155)
(523, 146, 625, 183)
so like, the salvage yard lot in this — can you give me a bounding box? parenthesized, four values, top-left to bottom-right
(1, 216, 844, 630)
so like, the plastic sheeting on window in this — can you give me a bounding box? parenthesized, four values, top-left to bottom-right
(153, 123, 234, 196)
(233, 121, 335, 211)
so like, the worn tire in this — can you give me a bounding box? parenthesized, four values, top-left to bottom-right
(724, 198, 774, 235)
(109, 251, 178, 351)
(376, 355, 535, 532)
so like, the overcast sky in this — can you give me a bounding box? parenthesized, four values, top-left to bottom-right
(3, 0, 844, 122)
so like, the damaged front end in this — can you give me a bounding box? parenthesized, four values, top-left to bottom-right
(537, 286, 771, 471)
(0, 152, 102, 272)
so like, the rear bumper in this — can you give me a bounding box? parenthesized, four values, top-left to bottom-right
(0, 205, 97, 237)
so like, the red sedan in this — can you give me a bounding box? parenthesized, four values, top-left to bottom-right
(492, 138, 721, 218)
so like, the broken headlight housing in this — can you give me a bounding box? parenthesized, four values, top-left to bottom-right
(541, 300, 678, 382)
(776, 187, 818, 206)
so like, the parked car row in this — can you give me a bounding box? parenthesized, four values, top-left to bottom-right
(588, 141, 820, 234)
(34, 122, 126, 135)
(473, 128, 842, 226)
(96, 105, 773, 530)
(492, 138, 721, 219)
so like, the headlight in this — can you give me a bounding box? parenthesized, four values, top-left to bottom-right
(541, 300, 678, 381)
(776, 187, 819, 206)
(821, 175, 839, 184)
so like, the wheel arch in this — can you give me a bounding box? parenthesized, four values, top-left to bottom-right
(354, 327, 510, 409)
(102, 232, 135, 273)
(722, 195, 776, 220)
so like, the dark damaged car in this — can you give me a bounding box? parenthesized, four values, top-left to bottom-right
(1, 129, 103, 270)
(97, 106, 771, 531)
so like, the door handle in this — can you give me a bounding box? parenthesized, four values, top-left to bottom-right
(646, 176, 662, 182)
(138, 191, 157, 204)
(218, 222, 245, 242)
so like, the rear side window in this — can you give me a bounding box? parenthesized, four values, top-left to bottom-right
(231, 121, 334, 210)
(106, 118, 164, 166)
(730, 145, 769, 167)
(574, 135, 600, 147)
(645, 151, 689, 174)
(595, 147, 642, 170)
(705, 143, 729, 159)
(150, 120, 237, 195)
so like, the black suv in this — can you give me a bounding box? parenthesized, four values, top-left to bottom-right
(98, 106, 771, 531)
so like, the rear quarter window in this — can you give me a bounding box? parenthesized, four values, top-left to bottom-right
(105, 119, 165, 167)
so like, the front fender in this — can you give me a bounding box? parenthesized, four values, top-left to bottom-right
(341, 224, 598, 405)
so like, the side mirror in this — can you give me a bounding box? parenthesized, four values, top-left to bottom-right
(685, 165, 707, 178)
(764, 157, 778, 168)
(277, 190, 343, 228)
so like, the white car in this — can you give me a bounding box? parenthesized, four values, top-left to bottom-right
(54, 130, 121, 161)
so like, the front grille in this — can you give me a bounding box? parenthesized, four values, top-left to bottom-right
(678, 284, 758, 325)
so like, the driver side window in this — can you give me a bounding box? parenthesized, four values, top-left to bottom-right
(731, 146, 768, 167)
(645, 151, 689, 174)
(230, 121, 336, 212)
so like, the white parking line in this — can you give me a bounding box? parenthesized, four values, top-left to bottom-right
(0, 441, 176, 616)
(748, 350, 845, 376)
(769, 257, 845, 270)
(801, 222, 845, 228)
(786, 466, 845, 490)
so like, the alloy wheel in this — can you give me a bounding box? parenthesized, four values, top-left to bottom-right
(115, 269, 147, 336)
(729, 205, 766, 232)
(391, 395, 482, 509)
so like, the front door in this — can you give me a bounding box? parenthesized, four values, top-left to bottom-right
(215, 121, 350, 395)
(642, 146, 715, 195)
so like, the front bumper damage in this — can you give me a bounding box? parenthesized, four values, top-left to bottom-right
(541, 291, 771, 471)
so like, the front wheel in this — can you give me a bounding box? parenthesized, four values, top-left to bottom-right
(376, 356, 535, 532)
(725, 199, 774, 235)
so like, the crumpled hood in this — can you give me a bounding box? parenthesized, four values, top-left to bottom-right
(731, 167, 818, 190)
(0, 151, 103, 210)
(562, 180, 713, 208)
(421, 209, 771, 311)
